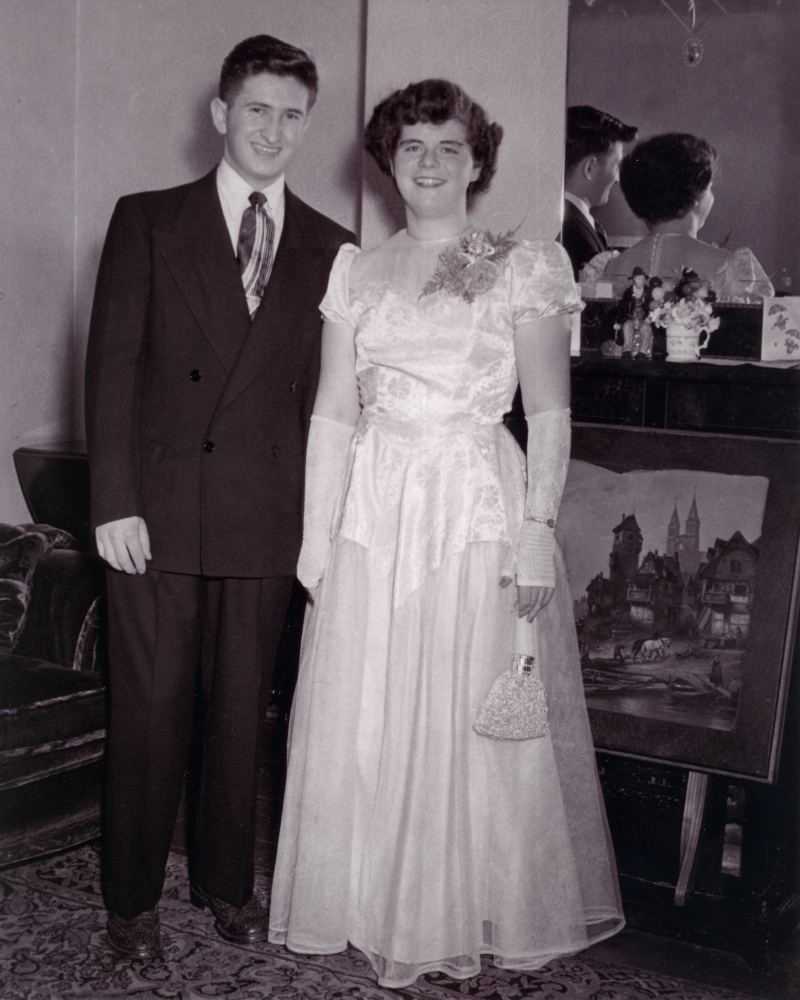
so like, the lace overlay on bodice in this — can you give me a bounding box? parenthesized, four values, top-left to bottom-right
(321, 231, 580, 605)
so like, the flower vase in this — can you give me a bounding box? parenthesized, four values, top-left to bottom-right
(665, 323, 708, 363)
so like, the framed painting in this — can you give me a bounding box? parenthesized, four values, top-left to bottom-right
(559, 424, 800, 782)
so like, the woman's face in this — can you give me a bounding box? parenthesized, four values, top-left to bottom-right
(391, 120, 481, 222)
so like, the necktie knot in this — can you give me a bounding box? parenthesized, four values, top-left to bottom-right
(249, 191, 267, 210)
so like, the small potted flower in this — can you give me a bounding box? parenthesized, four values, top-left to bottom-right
(647, 269, 721, 362)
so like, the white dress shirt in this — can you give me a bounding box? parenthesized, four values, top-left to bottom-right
(216, 157, 286, 256)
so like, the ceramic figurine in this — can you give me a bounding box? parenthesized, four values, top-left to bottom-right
(615, 266, 653, 359)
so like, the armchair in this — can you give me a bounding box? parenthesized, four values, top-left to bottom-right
(0, 523, 106, 866)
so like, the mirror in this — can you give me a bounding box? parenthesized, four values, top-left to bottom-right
(566, 0, 798, 294)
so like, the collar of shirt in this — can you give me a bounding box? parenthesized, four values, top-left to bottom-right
(216, 158, 286, 255)
(564, 191, 596, 231)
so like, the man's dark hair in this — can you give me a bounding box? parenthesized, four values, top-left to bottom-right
(620, 133, 717, 225)
(219, 35, 318, 108)
(565, 106, 638, 172)
(364, 79, 503, 200)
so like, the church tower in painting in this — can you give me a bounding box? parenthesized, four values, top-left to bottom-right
(666, 496, 701, 577)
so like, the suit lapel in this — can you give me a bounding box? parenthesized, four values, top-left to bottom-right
(153, 170, 251, 373)
(213, 189, 324, 416)
(566, 200, 605, 256)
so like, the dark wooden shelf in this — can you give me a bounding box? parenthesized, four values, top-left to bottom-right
(571, 355, 800, 438)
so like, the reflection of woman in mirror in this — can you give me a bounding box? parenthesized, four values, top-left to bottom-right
(580, 134, 774, 303)
(269, 78, 624, 988)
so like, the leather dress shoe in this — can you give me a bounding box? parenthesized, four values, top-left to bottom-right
(107, 907, 163, 959)
(190, 882, 268, 945)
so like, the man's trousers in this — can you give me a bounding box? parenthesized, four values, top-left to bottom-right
(102, 567, 294, 919)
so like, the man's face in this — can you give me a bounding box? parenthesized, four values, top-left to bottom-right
(589, 141, 624, 208)
(211, 72, 311, 189)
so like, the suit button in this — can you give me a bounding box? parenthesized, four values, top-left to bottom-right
(203, 441, 215, 453)
(272, 445, 281, 457)
(189, 369, 202, 381)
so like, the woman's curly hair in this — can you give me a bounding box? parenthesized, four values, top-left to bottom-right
(619, 133, 717, 225)
(364, 79, 503, 200)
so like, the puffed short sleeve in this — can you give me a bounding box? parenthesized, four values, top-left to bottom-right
(319, 243, 361, 326)
(719, 248, 775, 302)
(509, 240, 583, 326)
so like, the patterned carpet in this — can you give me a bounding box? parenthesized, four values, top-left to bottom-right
(0, 845, 765, 1000)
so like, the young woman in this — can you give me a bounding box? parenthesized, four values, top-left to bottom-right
(269, 79, 624, 989)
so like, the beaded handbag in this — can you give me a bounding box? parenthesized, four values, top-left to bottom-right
(473, 615, 549, 741)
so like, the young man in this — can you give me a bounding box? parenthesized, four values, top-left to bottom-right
(559, 105, 638, 278)
(85, 35, 355, 959)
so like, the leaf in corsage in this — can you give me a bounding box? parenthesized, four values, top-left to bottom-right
(420, 228, 518, 304)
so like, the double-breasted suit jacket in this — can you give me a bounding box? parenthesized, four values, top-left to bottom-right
(85, 167, 354, 577)
(558, 198, 607, 280)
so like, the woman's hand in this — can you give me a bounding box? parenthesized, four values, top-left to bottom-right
(517, 584, 554, 621)
(499, 577, 554, 621)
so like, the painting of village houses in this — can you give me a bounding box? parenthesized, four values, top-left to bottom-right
(557, 461, 769, 733)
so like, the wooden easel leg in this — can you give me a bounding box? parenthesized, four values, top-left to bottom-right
(674, 770, 709, 907)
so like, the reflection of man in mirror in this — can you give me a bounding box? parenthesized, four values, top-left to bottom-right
(559, 106, 637, 278)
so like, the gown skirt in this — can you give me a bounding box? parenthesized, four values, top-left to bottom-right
(269, 426, 624, 989)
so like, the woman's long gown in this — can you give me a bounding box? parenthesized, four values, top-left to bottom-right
(268, 230, 624, 989)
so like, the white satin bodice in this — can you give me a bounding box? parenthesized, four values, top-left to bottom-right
(320, 230, 580, 604)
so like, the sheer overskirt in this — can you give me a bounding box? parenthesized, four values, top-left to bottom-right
(269, 234, 623, 989)
(269, 537, 623, 988)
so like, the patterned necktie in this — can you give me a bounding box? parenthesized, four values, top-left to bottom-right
(237, 191, 275, 318)
(594, 219, 608, 250)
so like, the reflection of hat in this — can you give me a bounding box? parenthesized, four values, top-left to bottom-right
(566, 106, 638, 142)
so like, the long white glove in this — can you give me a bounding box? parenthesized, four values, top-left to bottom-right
(516, 407, 571, 589)
(295, 414, 355, 589)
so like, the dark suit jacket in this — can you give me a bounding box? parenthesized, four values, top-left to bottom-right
(85, 168, 354, 578)
(558, 198, 607, 280)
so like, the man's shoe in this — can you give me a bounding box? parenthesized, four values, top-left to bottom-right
(190, 882, 268, 945)
(107, 907, 163, 959)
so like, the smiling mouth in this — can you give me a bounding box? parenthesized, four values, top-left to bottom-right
(252, 142, 281, 156)
(414, 177, 445, 187)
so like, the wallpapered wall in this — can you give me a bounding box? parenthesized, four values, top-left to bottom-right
(0, 0, 568, 523)
(0, 2, 78, 523)
(567, 2, 799, 294)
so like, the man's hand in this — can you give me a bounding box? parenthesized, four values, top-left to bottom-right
(95, 516, 151, 574)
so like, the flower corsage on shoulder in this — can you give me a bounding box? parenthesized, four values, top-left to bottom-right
(420, 229, 518, 304)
